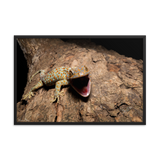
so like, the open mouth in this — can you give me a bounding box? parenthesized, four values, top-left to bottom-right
(69, 75, 91, 97)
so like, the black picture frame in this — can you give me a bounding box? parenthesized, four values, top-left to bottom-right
(11, 32, 149, 128)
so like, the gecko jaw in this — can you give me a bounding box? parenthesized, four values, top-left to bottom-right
(69, 75, 91, 97)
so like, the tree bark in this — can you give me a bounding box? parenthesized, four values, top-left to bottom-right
(17, 38, 143, 123)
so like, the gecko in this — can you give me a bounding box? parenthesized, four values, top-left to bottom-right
(22, 66, 91, 103)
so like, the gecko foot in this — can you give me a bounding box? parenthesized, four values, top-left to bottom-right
(50, 91, 65, 103)
(50, 95, 59, 103)
(22, 91, 35, 100)
(59, 90, 65, 96)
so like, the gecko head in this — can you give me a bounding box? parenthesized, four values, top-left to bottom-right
(69, 66, 91, 97)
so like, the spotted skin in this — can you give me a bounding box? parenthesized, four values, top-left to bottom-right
(22, 66, 90, 103)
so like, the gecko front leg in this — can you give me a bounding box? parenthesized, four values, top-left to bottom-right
(50, 79, 69, 103)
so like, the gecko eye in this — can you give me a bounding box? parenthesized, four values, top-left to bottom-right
(84, 66, 88, 72)
(69, 69, 74, 77)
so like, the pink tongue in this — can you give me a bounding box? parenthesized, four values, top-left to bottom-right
(74, 86, 88, 96)
(82, 87, 88, 93)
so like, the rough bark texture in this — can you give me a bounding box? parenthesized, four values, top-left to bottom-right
(17, 38, 143, 123)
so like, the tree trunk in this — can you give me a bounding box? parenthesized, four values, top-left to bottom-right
(16, 38, 143, 123)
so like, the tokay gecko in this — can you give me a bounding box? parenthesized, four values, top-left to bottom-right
(22, 66, 91, 103)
